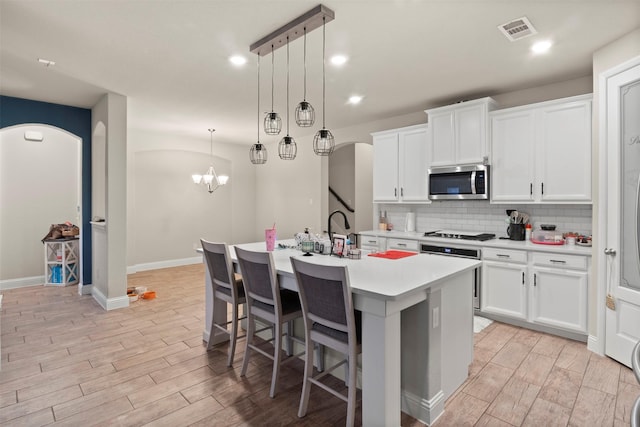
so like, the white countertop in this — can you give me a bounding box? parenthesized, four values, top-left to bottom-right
(359, 230, 593, 256)
(229, 241, 481, 301)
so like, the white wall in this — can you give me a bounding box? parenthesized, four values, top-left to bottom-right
(0, 125, 80, 286)
(127, 128, 256, 269)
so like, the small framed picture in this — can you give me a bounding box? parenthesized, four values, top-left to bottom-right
(331, 234, 347, 257)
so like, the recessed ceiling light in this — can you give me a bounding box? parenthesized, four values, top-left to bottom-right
(330, 55, 348, 66)
(531, 40, 552, 54)
(229, 55, 247, 66)
(348, 95, 363, 105)
(37, 58, 55, 67)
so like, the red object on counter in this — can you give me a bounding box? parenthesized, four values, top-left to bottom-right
(368, 250, 418, 260)
(530, 238, 565, 245)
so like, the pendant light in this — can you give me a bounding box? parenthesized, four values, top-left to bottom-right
(313, 16, 335, 156)
(278, 36, 297, 160)
(251, 55, 267, 164)
(263, 44, 282, 135)
(192, 129, 229, 193)
(295, 27, 315, 127)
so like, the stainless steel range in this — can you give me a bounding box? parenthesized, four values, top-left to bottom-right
(424, 229, 496, 241)
(421, 230, 494, 310)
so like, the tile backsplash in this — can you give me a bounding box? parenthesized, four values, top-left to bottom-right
(376, 201, 592, 238)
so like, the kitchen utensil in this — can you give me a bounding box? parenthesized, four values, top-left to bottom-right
(507, 223, 526, 240)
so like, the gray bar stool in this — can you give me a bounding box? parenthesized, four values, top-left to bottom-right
(291, 257, 361, 427)
(235, 246, 304, 398)
(200, 240, 246, 367)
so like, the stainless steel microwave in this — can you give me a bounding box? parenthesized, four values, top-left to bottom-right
(428, 164, 489, 200)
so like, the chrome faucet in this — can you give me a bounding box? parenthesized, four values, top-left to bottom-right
(328, 210, 351, 239)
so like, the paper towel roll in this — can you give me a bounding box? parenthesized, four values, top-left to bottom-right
(405, 213, 416, 232)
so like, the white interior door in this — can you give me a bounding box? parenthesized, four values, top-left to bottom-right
(604, 60, 640, 367)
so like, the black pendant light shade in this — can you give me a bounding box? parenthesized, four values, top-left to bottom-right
(278, 135, 297, 160)
(313, 16, 334, 156)
(295, 27, 315, 127)
(264, 44, 282, 135)
(313, 128, 334, 156)
(251, 55, 267, 164)
(250, 142, 268, 164)
(279, 36, 297, 160)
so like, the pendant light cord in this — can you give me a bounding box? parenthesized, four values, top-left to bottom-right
(257, 55, 260, 142)
(271, 44, 275, 112)
(209, 130, 213, 158)
(322, 17, 326, 129)
(286, 36, 290, 135)
(303, 27, 307, 102)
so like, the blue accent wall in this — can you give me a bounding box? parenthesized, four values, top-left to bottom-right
(0, 95, 92, 284)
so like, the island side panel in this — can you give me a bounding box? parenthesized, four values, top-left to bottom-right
(440, 270, 474, 399)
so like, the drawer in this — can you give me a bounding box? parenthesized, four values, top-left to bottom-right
(387, 238, 419, 252)
(531, 252, 587, 270)
(360, 235, 382, 248)
(483, 247, 527, 264)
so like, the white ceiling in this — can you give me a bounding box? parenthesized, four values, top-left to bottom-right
(1, 1, 639, 146)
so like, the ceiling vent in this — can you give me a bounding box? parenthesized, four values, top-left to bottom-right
(498, 17, 537, 41)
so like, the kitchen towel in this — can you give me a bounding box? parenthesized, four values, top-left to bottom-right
(368, 250, 418, 260)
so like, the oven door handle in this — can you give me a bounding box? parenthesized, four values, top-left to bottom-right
(470, 171, 477, 195)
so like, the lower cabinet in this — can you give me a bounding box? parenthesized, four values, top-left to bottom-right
(482, 248, 528, 320)
(482, 248, 589, 336)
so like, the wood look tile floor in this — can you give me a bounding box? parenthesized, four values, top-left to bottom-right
(1, 263, 638, 426)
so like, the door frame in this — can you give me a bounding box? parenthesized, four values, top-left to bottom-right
(595, 54, 640, 358)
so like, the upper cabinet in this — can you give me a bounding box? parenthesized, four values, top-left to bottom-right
(491, 94, 592, 204)
(425, 97, 497, 167)
(372, 124, 429, 203)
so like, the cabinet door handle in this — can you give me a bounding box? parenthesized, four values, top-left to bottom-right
(522, 272, 525, 285)
(496, 254, 511, 258)
(395, 188, 397, 197)
(534, 273, 537, 286)
(530, 183, 533, 196)
(401, 188, 404, 197)
(541, 182, 544, 195)
(550, 259, 566, 264)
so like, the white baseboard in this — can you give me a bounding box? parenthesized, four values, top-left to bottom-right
(587, 334, 604, 355)
(78, 283, 92, 295)
(91, 286, 129, 310)
(0, 275, 44, 291)
(127, 256, 202, 274)
(401, 389, 444, 426)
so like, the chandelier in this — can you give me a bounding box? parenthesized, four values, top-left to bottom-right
(192, 129, 229, 193)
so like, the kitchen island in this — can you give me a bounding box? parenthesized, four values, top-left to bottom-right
(202, 241, 480, 426)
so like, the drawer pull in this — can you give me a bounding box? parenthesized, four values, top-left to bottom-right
(496, 254, 511, 258)
(368, 240, 377, 244)
(550, 259, 567, 264)
(397, 243, 407, 247)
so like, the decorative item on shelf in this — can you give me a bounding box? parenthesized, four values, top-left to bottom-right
(192, 129, 229, 193)
(295, 26, 315, 127)
(250, 55, 268, 164)
(278, 36, 297, 160)
(313, 16, 335, 156)
(264, 44, 282, 135)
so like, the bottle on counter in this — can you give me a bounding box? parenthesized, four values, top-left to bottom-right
(525, 223, 532, 241)
(379, 210, 387, 231)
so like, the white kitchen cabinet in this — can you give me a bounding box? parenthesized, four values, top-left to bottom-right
(372, 124, 429, 203)
(360, 234, 384, 251)
(529, 252, 588, 333)
(491, 94, 592, 203)
(481, 248, 527, 320)
(426, 97, 497, 167)
(386, 238, 419, 252)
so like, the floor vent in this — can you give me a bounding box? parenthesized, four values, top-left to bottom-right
(498, 17, 537, 41)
